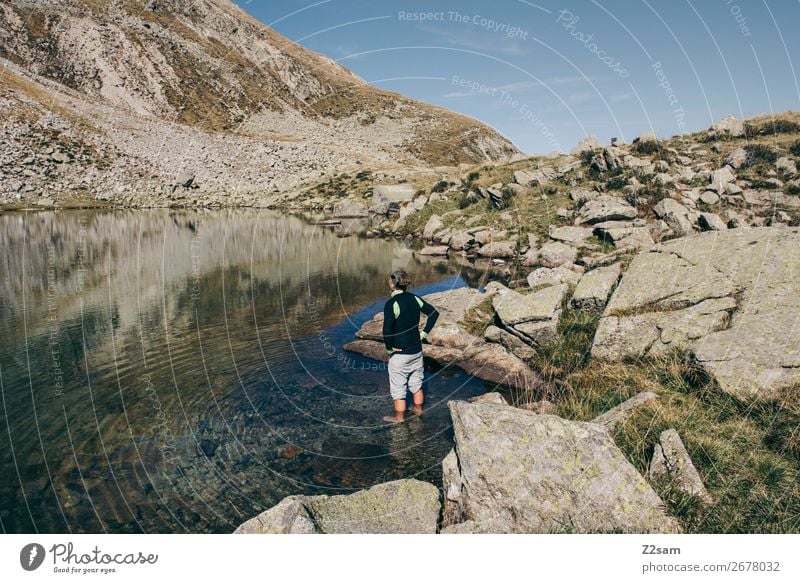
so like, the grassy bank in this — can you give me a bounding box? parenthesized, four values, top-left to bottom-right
(508, 306, 800, 533)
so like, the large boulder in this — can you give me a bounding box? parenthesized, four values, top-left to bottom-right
(570, 263, 622, 310)
(537, 241, 578, 268)
(493, 284, 567, 326)
(484, 325, 537, 361)
(234, 479, 440, 534)
(710, 166, 736, 194)
(592, 228, 800, 402)
(709, 115, 745, 138)
(373, 184, 415, 203)
(442, 401, 681, 533)
(354, 287, 485, 342)
(333, 198, 369, 218)
(527, 266, 581, 288)
(423, 214, 444, 240)
(549, 225, 594, 245)
(725, 147, 747, 169)
(576, 195, 637, 225)
(513, 170, 536, 187)
(653, 198, 695, 237)
(419, 245, 449, 256)
(448, 230, 474, 250)
(477, 240, 517, 258)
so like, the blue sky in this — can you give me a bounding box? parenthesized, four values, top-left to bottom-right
(235, 0, 800, 154)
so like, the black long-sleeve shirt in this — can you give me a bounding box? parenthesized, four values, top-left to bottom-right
(382, 290, 439, 354)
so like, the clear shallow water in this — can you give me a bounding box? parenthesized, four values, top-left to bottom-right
(0, 209, 491, 533)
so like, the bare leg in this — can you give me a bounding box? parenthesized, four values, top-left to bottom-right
(409, 389, 424, 415)
(383, 399, 406, 423)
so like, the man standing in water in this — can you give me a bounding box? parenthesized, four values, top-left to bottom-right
(382, 270, 439, 424)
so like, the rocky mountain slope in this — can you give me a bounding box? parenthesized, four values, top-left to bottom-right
(0, 0, 520, 206)
(338, 112, 800, 402)
(301, 112, 799, 534)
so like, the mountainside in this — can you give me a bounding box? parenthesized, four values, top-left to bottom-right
(0, 0, 520, 205)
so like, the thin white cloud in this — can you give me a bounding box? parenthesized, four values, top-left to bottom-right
(609, 92, 633, 103)
(442, 76, 604, 99)
(418, 23, 528, 57)
(567, 91, 595, 104)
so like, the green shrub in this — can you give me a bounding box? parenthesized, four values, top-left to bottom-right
(749, 179, 780, 190)
(743, 144, 778, 166)
(789, 140, 800, 157)
(632, 140, 661, 155)
(580, 149, 596, 165)
(745, 119, 800, 136)
(607, 175, 628, 190)
(431, 180, 449, 193)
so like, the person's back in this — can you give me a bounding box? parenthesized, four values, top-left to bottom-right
(382, 290, 438, 355)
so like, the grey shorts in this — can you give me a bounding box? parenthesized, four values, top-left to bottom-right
(388, 350, 424, 401)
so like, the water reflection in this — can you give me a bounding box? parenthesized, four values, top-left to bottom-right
(0, 209, 488, 533)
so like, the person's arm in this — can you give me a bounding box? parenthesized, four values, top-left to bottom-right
(382, 300, 397, 354)
(417, 296, 439, 340)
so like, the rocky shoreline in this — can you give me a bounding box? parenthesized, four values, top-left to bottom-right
(234, 392, 696, 534)
(233, 110, 800, 531)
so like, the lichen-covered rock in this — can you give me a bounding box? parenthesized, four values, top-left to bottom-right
(698, 212, 727, 231)
(477, 240, 516, 258)
(493, 284, 567, 326)
(592, 297, 736, 360)
(459, 343, 543, 391)
(648, 429, 713, 504)
(234, 479, 440, 534)
(513, 317, 560, 347)
(592, 228, 800, 402)
(710, 115, 745, 138)
(527, 266, 581, 288)
(537, 241, 578, 267)
(423, 214, 444, 240)
(653, 198, 694, 237)
(234, 496, 317, 534)
(576, 195, 637, 225)
(442, 401, 681, 533)
(448, 230, 474, 250)
(333, 198, 369, 218)
(468, 392, 509, 405)
(549, 225, 594, 245)
(570, 263, 622, 310)
(440, 520, 479, 534)
(710, 166, 736, 194)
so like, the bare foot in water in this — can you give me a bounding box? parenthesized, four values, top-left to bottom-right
(408, 406, 423, 416)
(382, 415, 404, 424)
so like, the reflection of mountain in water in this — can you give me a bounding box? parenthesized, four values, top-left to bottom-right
(0, 210, 487, 533)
